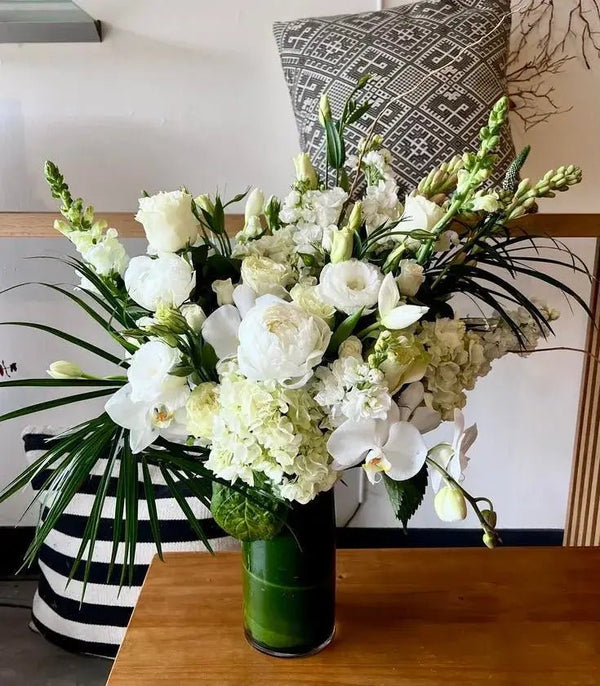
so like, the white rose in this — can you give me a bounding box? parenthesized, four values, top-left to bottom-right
(338, 335, 362, 359)
(237, 295, 331, 387)
(127, 340, 188, 404)
(317, 259, 383, 315)
(397, 259, 425, 297)
(241, 255, 293, 297)
(135, 190, 198, 253)
(125, 253, 195, 312)
(180, 304, 206, 333)
(402, 194, 445, 233)
(290, 282, 335, 325)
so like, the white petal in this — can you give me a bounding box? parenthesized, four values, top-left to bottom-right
(411, 406, 442, 434)
(327, 419, 380, 470)
(397, 381, 425, 414)
(232, 284, 257, 317)
(129, 425, 158, 454)
(459, 424, 478, 475)
(378, 272, 400, 317)
(105, 385, 157, 454)
(201, 305, 241, 359)
(382, 304, 429, 330)
(382, 421, 428, 481)
(428, 442, 454, 491)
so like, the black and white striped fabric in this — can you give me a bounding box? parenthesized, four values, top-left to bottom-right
(23, 427, 237, 659)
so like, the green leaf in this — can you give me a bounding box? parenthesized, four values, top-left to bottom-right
(384, 465, 428, 529)
(0, 378, 123, 389)
(210, 482, 286, 542)
(0, 322, 124, 367)
(141, 457, 163, 562)
(326, 307, 364, 356)
(0, 388, 116, 424)
(324, 118, 344, 170)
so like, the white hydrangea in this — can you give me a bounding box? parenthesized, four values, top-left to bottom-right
(314, 355, 392, 429)
(206, 362, 338, 504)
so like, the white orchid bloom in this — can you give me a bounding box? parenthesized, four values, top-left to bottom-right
(429, 409, 478, 492)
(397, 382, 441, 434)
(201, 304, 242, 360)
(105, 384, 188, 454)
(327, 409, 428, 485)
(378, 273, 428, 330)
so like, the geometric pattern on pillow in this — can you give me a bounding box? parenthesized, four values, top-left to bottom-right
(274, 0, 515, 196)
(23, 428, 238, 659)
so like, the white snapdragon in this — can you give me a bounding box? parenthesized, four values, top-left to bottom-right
(70, 226, 129, 277)
(318, 259, 383, 315)
(135, 190, 198, 253)
(237, 295, 331, 387)
(124, 253, 194, 312)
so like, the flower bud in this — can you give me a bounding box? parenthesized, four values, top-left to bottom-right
(212, 278, 235, 306)
(180, 303, 207, 333)
(293, 153, 318, 190)
(244, 188, 264, 224)
(47, 361, 84, 379)
(318, 93, 332, 126)
(346, 201, 363, 233)
(434, 486, 468, 522)
(483, 532, 498, 549)
(397, 259, 425, 297)
(330, 227, 354, 263)
(481, 508, 497, 528)
(155, 304, 188, 334)
(195, 194, 214, 215)
(53, 219, 72, 236)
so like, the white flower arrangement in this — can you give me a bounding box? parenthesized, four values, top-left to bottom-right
(0, 79, 589, 585)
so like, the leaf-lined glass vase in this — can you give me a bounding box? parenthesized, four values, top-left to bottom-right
(241, 490, 336, 658)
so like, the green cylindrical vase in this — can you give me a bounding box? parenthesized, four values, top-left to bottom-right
(241, 490, 336, 658)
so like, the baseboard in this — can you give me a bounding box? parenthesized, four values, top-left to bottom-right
(0, 525, 564, 578)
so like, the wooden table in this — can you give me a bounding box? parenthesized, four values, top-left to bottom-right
(107, 548, 600, 686)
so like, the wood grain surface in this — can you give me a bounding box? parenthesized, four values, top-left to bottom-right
(0, 212, 599, 238)
(108, 548, 600, 686)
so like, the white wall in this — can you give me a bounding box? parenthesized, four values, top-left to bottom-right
(0, 1, 598, 530)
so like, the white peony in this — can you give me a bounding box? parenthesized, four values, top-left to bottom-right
(237, 295, 331, 387)
(401, 194, 445, 234)
(124, 253, 194, 312)
(318, 259, 383, 315)
(135, 190, 199, 253)
(241, 254, 293, 297)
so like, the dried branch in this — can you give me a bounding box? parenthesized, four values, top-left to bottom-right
(508, 0, 600, 129)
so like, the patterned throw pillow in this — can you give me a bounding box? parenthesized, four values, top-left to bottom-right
(274, 0, 515, 195)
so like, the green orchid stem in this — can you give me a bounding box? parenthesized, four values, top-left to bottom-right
(425, 456, 496, 536)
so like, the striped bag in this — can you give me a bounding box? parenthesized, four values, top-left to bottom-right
(22, 427, 237, 658)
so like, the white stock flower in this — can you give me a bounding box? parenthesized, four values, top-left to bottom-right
(378, 273, 428, 330)
(135, 190, 198, 253)
(327, 411, 427, 484)
(180, 304, 206, 333)
(212, 278, 235, 305)
(429, 409, 478, 492)
(124, 253, 194, 312)
(241, 254, 293, 297)
(318, 259, 383, 315)
(397, 259, 425, 297)
(362, 178, 403, 234)
(238, 295, 331, 387)
(401, 194, 445, 234)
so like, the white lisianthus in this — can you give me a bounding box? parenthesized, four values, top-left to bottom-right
(401, 194, 445, 234)
(293, 152, 318, 189)
(180, 304, 206, 333)
(241, 254, 293, 297)
(186, 382, 220, 440)
(290, 282, 335, 325)
(212, 278, 235, 305)
(126, 340, 188, 405)
(135, 190, 198, 253)
(318, 259, 383, 315)
(378, 273, 428, 329)
(124, 253, 194, 312)
(397, 259, 425, 297)
(237, 295, 331, 387)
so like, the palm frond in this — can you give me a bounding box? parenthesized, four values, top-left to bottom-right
(0, 389, 116, 423)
